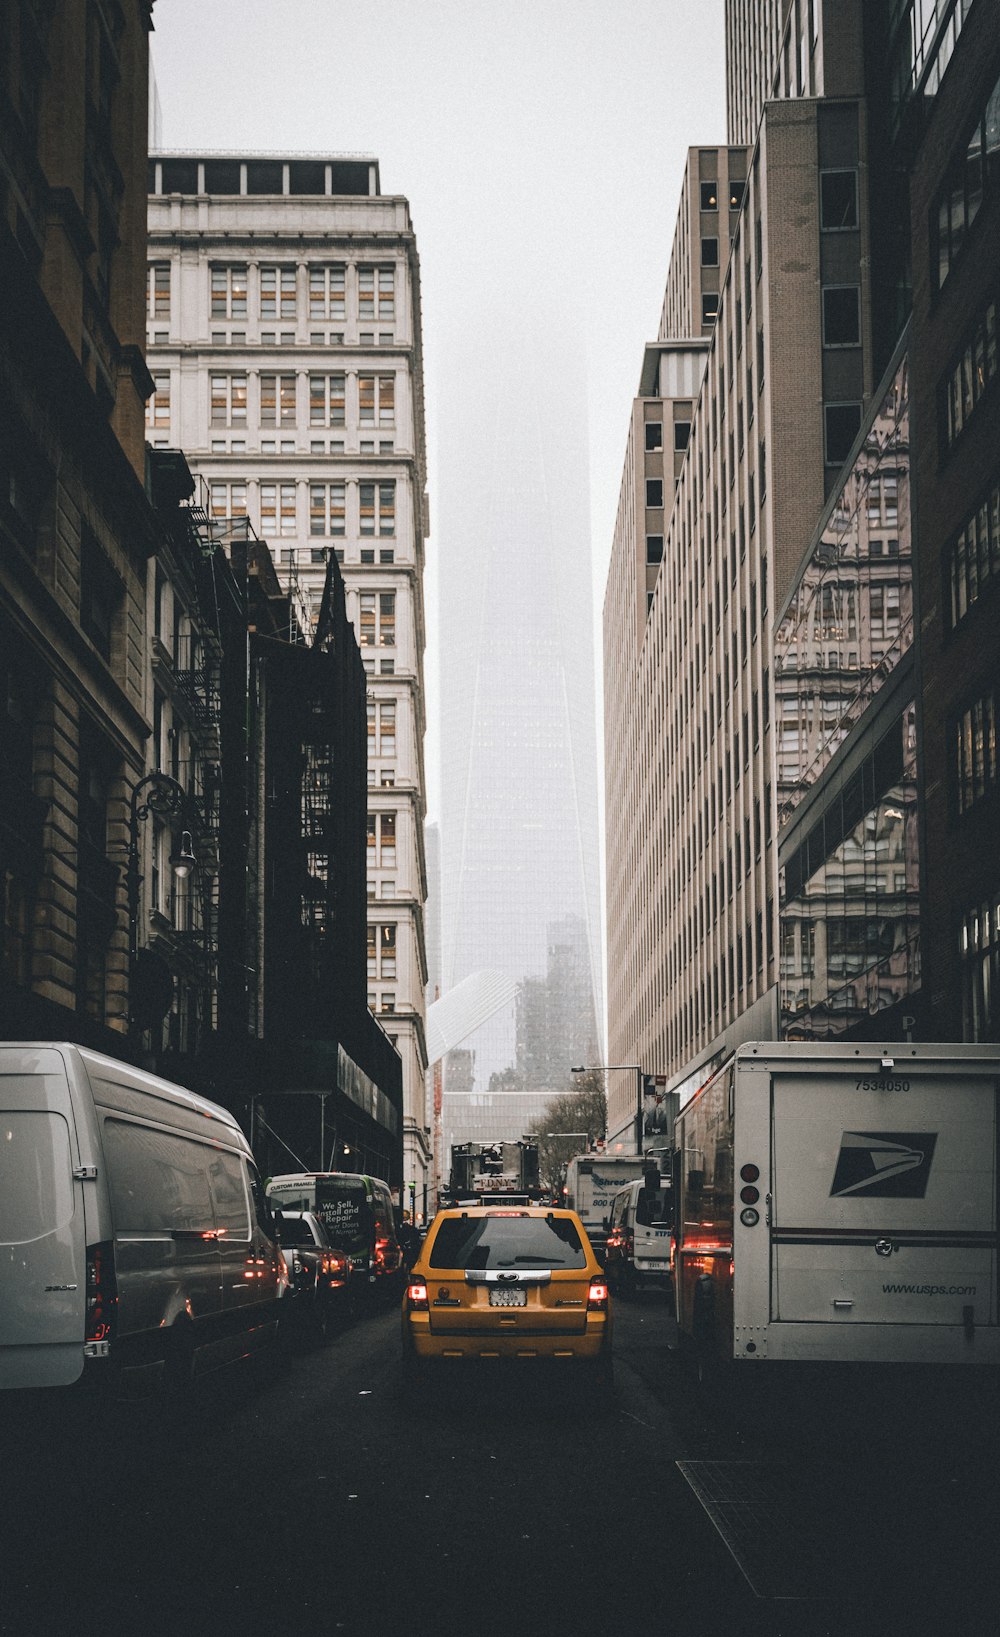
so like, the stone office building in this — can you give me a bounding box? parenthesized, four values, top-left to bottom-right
(1, 0, 157, 1044)
(145, 153, 431, 1197)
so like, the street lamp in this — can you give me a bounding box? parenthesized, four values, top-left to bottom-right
(571, 1063, 644, 1156)
(127, 771, 195, 1044)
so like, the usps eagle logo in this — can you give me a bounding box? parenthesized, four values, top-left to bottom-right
(830, 1132, 937, 1198)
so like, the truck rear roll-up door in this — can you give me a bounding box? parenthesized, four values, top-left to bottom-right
(770, 1076, 997, 1327)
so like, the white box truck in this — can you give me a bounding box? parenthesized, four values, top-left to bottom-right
(673, 1041, 999, 1367)
(563, 1152, 651, 1258)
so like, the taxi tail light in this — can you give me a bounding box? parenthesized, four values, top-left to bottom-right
(406, 1281, 429, 1311)
(85, 1241, 118, 1344)
(587, 1279, 609, 1311)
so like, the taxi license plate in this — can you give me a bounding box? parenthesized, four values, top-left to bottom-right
(489, 1287, 527, 1307)
(643, 1260, 669, 1269)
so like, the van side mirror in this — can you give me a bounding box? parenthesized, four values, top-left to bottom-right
(602, 1215, 610, 1231)
(269, 1207, 285, 1240)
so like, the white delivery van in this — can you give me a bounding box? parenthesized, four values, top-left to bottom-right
(605, 1174, 674, 1297)
(672, 1041, 1000, 1368)
(0, 1043, 287, 1395)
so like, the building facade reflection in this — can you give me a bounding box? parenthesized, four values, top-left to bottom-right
(774, 346, 921, 1040)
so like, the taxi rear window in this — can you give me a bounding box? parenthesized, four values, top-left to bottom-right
(429, 1215, 587, 1270)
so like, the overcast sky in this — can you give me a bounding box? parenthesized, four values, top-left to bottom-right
(150, 0, 727, 816)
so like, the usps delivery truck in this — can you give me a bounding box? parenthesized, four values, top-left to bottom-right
(672, 1041, 999, 1367)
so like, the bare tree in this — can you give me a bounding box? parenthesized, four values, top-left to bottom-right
(536, 1070, 606, 1192)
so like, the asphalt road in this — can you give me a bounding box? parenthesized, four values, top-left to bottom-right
(2, 1295, 997, 1637)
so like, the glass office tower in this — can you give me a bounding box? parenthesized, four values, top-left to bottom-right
(437, 316, 604, 1147)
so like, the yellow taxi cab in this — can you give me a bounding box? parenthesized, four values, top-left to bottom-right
(401, 1205, 613, 1399)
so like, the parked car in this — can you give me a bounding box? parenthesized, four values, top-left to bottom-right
(0, 1043, 287, 1399)
(604, 1175, 674, 1300)
(274, 1209, 352, 1342)
(266, 1172, 404, 1302)
(401, 1205, 613, 1403)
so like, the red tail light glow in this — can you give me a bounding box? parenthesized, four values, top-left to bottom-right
(85, 1241, 118, 1344)
(587, 1280, 609, 1311)
(406, 1281, 429, 1310)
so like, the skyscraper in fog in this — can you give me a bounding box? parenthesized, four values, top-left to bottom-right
(438, 316, 603, 1148)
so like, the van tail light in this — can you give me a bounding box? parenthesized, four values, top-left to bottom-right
(406, 1281, 429, 1311)
(587, 1279, 609, 1311)
(85, 1241, 118, 1346)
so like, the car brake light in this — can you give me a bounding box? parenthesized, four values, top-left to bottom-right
(406, 1281, 429, 1310)
(587, 1280, 609, 1311)
(85, 1241, 118, 1344)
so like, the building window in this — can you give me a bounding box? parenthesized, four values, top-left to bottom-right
(309, 373, 346, 426)
(645, 422, 662, 451)
(646, 479, 663, 508)
(941, 293, 999, 451)
(378, 375, 395, 425)
(702, 291, 719, 326)
(79, 529, 121, 665)
(260, 482, 296, 536)
(701, 238, 719, 267)
(309, 482, 346, 537)
(260, 265, 297, 320)
(824, 402, 862, 465)
(379, 815, 396, 867)
(674, 421, 691, 452)
(210, 264, 247, 319)
(954, 687, 998, 817)
(379, 923, 397, 979)
(934, 68, 1000, 292)
(646, 535, 663, 566)
(359, 264, 395, 320)
(147, 263, 170, 320)
(700, 179, 718, 211)
(359, 481, 395, 536)
(948, 477, 1000, 627)
(379, 702, 396, 756)
(822, 286, 861, 347)
(820, 170, 858, 230)
(146, 372, 170, 430)
(960, 892, 1000, 1041)
(308, 264, 346, 320)
(210, 374, 247, 426)
(209, 481, 247, 522)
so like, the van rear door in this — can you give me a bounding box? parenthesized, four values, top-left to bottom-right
(770, 1071, 997, 1330)
(0, 1048, 88, 1388)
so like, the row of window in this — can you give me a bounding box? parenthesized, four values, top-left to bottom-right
(207, 479, 397, 538)
(147, 261, 395, 323)
(941, 290, 998, 449)
(954, 686, 997, 817)
(203, 371, 397, 428)
(948, 474, 1000, 628)
(933, 66, 1000, 292)
(699, 178, 745, 212)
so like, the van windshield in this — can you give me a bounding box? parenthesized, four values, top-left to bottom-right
(429, 1215, 587, 1270)
(314, 1177, 370, 1253)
